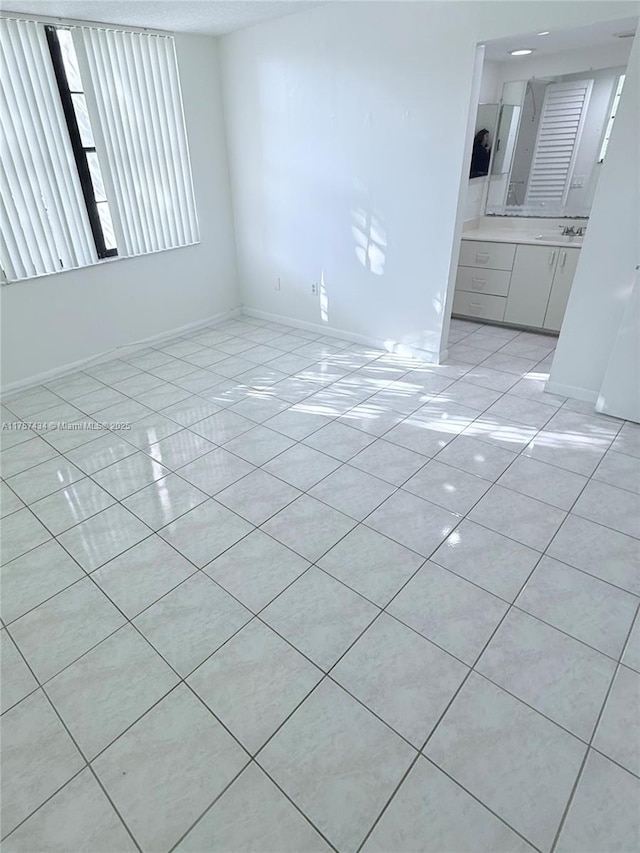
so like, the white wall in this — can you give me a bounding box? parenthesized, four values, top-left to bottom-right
(220, 1, 636, 358)
(0, 33, 239, 387)
(479, 60, 500, 102)
(596, 273, 639, 421)
(549, 34, 639, 404)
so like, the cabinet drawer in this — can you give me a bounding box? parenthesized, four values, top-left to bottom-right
(455, 266, 511, 297)
(459, 240, 517, 271)
(453, 291, 507, 322)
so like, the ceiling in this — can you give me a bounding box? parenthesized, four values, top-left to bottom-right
(3, 3, 637, 46)
(1, 1, 322, 35)
(483, 16, 638, 61)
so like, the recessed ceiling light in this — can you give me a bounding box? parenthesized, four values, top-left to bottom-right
(537, 31, 550, 36)
(509, 48, 535, 56)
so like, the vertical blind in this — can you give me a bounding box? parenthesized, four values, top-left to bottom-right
(79, 26, 199, 257)
(525, 79, 593, 207)
(0, 17, 199, 283)
(0, 17, 97, 281)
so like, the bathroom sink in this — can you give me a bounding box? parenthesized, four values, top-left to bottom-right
(534, 234, 583, 244)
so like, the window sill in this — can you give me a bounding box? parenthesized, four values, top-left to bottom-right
(1, 239, 200, 287)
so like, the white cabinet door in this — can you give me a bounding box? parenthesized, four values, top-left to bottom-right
(543, 247, 581, 332)
(505, 245, 557, 327)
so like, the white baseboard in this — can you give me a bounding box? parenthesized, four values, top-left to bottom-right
(2, 304, 444, 395)
(545, 380, 598, 403)
(241, 307, 384, 349)
(241, 307, 440, 364)
(1, 307, 242, 395)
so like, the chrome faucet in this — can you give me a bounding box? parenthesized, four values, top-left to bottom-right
(559, 225, 586, 237)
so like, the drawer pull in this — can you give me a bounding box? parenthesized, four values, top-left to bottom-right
(469, 302, 483, 315)
(549, 250, 557, 267)
(471, 278, 486, 290)
(475, 252, 490, 263)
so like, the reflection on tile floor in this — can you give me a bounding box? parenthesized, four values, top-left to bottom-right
(1, 315, 639, 852)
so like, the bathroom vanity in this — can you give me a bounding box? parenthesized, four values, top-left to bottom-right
(453, 217, 585, 332)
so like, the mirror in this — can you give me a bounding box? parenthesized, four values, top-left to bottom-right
(469, 103, 499, 178)
(491, 104, 521, 174)
(485, 66, 626, 217)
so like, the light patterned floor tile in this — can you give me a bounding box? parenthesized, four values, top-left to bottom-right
(555, 750, 640, 853)
(389, 561, 508, 664)
(362, 757, 534, 853)
(159, 499, 252, 567)
(262, 495, 356, 562)
(10, 578, 126, 682)
(189, 619, 322, 753)
(332, 614, 468, 746)
(318, 524, 423, 606)
(4, 316, 639, 851)
(93, 686, 248, 853)
(261, 567, 378, 670)
(1, 690, 84, 837)
(92, 535, 196, 618)
(365, 491, 459, 557)
(425, 673, 585, 852)
(515, 556, 638, 659)
(203, 529, 309, 611)
(592, 665, 640, 776)
(134, 573, 251, 676)
(176, 763, 331, 852)
(431, 520, 540, 601)
(47, 625, 179, 759)
(258, 679, 415, 853)
(477, 609, 616, 740)
(1, 769, 137, 853)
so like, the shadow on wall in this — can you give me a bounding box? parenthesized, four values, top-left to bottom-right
(256, 61, 445, 356)
(318, 199, 385, 327)
(351, 205, 387, 277)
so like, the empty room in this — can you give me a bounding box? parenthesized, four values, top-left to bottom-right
(1, 1, 638, 851)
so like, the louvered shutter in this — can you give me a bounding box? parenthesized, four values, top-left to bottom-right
(525, 79, 593, 207)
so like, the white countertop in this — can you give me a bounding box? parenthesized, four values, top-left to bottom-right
(462, 230, 584, 248)
(462, 216, 586, 248)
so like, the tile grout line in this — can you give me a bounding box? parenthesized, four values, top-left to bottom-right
(2, 315, 637, 850)
(0, 324, 573, 533)
(3, 319, 634, 643)
(3, 319, 635, 677)
(355, 384, 633, 850)
(548, 597, 640, 852)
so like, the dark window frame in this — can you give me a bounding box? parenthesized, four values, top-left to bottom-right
(45, 25, 117, 259)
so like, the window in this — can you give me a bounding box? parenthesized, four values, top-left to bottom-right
(46, 26, 117, 258)
(598, 74, 625, 163)
(0, 16, 199, 283)
(1, 18, 97, 281)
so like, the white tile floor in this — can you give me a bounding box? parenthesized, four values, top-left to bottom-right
(1, 314, 639, 852)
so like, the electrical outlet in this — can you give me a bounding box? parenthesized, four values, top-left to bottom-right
(275, 276, 281, 291)
(311, 282, 318, 295)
